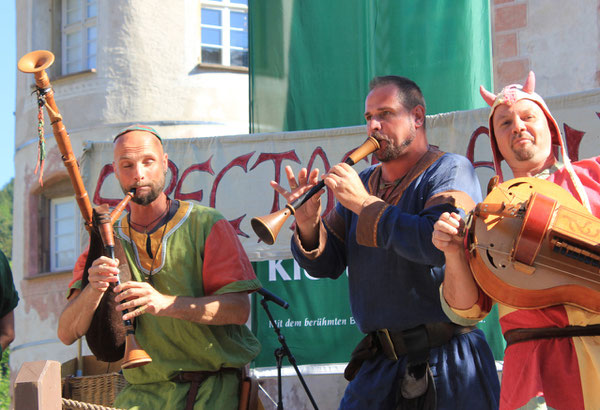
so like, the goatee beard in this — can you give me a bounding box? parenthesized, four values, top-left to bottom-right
(512, 133, 536, 161)
(373, 130, 416, 162)
(513, 147, 535, 161)
(123, 176, 166, 206)
(131, 189, 161, 206)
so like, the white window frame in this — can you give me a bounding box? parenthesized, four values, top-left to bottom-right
(200, 0, 248, 67)
(61, 0, 98, 75)
(49, 196, 80, 272)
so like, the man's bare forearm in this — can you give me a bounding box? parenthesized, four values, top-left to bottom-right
(57, 286, 104, 345)
(442, 251, 480, 309)
(159, 292, 251, 325)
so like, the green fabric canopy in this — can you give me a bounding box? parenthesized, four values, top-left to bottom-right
(250, 0, 493, 133)
(249, 0, 505, 366)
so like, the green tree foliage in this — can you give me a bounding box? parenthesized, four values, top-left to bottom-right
(0, 179, 13, 407)
(0, 179, 13, 261)
(0, 348, 10, 408)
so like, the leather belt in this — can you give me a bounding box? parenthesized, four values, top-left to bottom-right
(374, 323, 475, 361)
(344, 322, 474, 382)
(172, 368, 241, 410)
(504, 324, 600, 347)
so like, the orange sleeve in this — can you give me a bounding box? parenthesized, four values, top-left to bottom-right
(66, 247, 89, 298)
(202, 219, 257, 296)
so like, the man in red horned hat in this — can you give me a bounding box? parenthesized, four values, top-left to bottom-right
(432, 72, 600, 409)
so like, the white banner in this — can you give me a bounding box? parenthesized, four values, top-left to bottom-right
(81, 88, 600, 261)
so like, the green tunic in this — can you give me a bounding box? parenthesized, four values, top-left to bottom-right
(113, 201, 261, 410)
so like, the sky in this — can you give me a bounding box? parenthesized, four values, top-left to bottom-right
(0, 1, 16, 189)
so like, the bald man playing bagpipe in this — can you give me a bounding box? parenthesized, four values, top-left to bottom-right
(58, 125, 261, 410)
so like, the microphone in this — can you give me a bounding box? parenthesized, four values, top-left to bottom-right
(257, 287, 289, 309)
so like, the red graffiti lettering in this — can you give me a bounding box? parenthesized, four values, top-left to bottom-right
(210, 152, 254, 208)
(563, 123, 585, 162)
(250, 151, 301, 213)
(164, 161, 179, 196)
(93, 164, 119, 207)
(228, 215, 248, 238)
(466, 126, 494, 171)
(210, 152, 254, 237)
(306, 147, 334, 214)
(174, 157, 214, 202)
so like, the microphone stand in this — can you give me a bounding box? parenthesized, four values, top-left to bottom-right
(259, 296, 319, 410)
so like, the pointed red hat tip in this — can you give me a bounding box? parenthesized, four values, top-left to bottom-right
(479, 85, 497, 107)
(523, 71, 536, 94)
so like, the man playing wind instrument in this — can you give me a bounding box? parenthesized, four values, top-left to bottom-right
(58, 125, 261, 410)
(273, 76, 500, 409)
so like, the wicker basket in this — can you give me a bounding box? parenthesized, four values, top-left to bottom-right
(62, 372, 128, 407)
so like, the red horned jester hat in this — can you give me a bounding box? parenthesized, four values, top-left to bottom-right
(480, 71, 590, 211)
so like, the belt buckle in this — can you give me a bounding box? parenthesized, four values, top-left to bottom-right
(377, 329, 398, 361)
